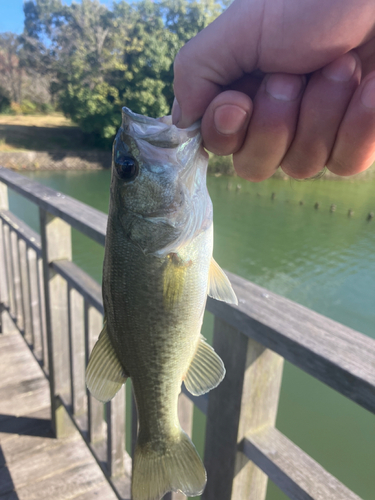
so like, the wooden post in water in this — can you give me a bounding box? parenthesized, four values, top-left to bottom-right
(202, 317, 284, 500)
(40, 208, 73, 437)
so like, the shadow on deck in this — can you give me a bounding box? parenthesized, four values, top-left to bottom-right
(0, 328, 117, 500)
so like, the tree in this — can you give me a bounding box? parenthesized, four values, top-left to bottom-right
(21, 0, 224, 145)
(0, 33, 23, 103)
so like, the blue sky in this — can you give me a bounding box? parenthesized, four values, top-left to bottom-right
(0, 0, 117, 34)
(0, 1, 26, 34)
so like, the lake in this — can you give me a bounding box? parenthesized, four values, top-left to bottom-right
(8, 169, 375, 500)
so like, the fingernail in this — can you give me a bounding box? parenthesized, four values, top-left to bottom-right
(266, 74, 303, 101)
(214, 105, 248, 135)
(322, 53, 356, 82)
(172, 98, 181, 125)
(361, 78, 375, 108)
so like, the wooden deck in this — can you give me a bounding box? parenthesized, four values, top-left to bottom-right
(0, 328, 118, 500)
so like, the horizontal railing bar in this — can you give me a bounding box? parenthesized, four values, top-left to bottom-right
(0, 167, 107, 246)
(241, 426, 361, 500)
(207, 273, 375, 414)
(51, 260, 103, 314)
(0, 210, 41, 254)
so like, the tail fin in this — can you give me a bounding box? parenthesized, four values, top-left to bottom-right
(132, 430, 206, 500)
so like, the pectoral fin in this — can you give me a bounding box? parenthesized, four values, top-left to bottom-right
(163, 253, 192, 308)
(184, 337, 225, 396)
(86, 321, 127, 403)
(208, 257, 238, 304)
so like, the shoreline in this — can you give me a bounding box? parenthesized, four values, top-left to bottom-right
(0, 150, 374, 181)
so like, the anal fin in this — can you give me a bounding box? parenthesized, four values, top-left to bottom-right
(208, 257, 238, 305)
(86, 321, 127, 403)
(184, 337, 225, 396)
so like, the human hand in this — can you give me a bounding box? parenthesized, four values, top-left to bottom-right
(172, 0, 375, 180)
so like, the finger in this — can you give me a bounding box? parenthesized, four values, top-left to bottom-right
(172, 3, 261, 128)
(233, 73, 305, 182)
(281, 52, 361, 179)
(200, 91, 253, 156)
(327, 71, 375, 175)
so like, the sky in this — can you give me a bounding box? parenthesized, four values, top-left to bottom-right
(0, 0, 26, 34)
(0, 0, 117, 35)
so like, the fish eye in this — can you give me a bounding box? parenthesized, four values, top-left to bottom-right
(115, 154, 139, 182)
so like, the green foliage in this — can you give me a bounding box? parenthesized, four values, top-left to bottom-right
(20, 99, 38, 114)
(0, 86, 11, 113)
(21, 0, 224, 147)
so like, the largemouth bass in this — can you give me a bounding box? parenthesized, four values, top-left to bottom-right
(86, 107, 237, 500)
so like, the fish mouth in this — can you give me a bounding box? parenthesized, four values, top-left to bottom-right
(121, 107, 201, 150)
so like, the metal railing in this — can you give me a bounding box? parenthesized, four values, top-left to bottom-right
(0, 165, 374, 500)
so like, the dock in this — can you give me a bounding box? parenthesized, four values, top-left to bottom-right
(0, 328, 118, 500)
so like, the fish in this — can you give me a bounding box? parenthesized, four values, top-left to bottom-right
(86, 107, 237, 500)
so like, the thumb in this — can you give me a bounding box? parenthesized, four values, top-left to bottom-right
(172, 1, 261, 128)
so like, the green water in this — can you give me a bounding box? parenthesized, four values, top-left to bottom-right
(8, 170, 375, 499)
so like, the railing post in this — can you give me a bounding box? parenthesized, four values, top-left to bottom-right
(85, 302, 105, 444)
(18, 238, 33, 345)
(202, 317, 284, 500)
(170, 393, 195, 500)
(27, 246, 43, 361)
(0, 181, 13, 334)
(68, 287, 86, 418)
(40, 208, 73, 437)
(107, 386, 126, 477)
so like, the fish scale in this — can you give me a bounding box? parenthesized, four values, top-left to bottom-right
(86, 107, 237, 500)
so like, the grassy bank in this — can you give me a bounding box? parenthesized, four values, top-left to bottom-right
(0, 113, 374, 179)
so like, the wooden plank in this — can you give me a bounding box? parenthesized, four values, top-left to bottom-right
(0, 220, 12, 335)
(1, 224, 15, 318)
(52, 259, 103, 314)
(231, 338, 284, 500)
(0, 380, 50, 417)
(70, 482, 119, 500)
(8, 460, 114, 500)
(38, 255, 48, 371)
(242, 426, 362, 500)
(9, 229, 23, 329)
(0, 180, 8, 210)
(107, 386, 126, 477)
(0, 407, 52, 445)
(85, 301, 105, 444)
(0, 436, 92, 495)
(27, 246, 43, 361)
(68, 287, 86, 417)
(0, 330, 124, 500)
(0, 183, 9, 333)
(39, 208, 73, 436)
(0, 210, 41, 254)
(0, 166, 107, 246)
(181, 384, 208, 414)
(202, 319, 249, 500)
(207, 272, 375, 414)
(18, 238, 33, 345)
